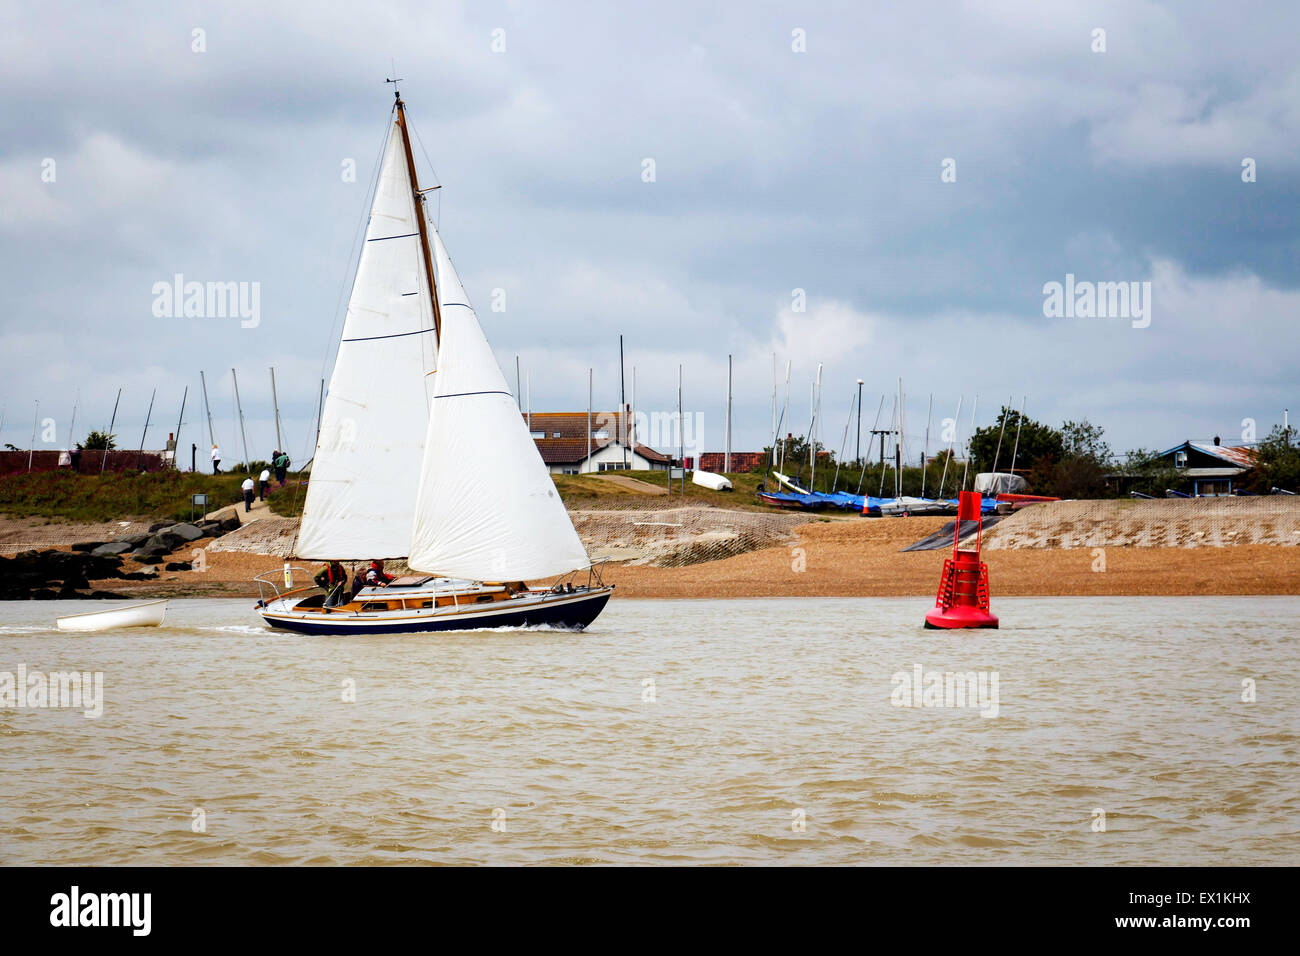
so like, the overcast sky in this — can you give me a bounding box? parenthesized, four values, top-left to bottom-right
(2, 0, 1297, 466)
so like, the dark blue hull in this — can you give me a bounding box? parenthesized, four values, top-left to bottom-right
(260, 589, 612, 636)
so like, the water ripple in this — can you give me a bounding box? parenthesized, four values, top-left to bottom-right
(0, 595, 1296, 865)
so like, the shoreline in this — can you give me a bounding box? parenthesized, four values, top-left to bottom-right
(3, 512, 1295, 601)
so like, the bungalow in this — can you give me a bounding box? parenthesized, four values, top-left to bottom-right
(525, 411, 674, 476)
(1153, 439, 1258, 496)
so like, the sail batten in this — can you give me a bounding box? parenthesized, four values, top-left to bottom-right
(407, 230, 591, 581)
(294, 121, 437, 561)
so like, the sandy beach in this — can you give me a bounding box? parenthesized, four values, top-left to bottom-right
(5, 499, 1297, 601)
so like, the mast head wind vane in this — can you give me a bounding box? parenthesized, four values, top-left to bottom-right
(385, 74, 404, 106)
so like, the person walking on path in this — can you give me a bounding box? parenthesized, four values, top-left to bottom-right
(241, 475, 255, 512)
(211, 444, 221, 474)
(258, 467, 271, 501)
(273, 451, 291, 485)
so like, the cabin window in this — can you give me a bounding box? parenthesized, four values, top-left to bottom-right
(475, 594, 495, 603)
(552, 431, 561, 438)
(530, 431, 545, 439)
(594, 430, 609, 440)
(420, 600, 434, 608)
(361, 602, 390, 612)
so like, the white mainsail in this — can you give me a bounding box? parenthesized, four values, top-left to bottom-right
(407, 229, 591, 581)
(295, 122, 438, 560)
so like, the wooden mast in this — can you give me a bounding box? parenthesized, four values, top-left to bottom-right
(394, 92, 442, 345)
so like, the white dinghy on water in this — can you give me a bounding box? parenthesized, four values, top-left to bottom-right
(56, 600, 168, 633)
(254, 89, 611, 636)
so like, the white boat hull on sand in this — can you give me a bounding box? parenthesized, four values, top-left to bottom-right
(692, 469, 733, 491)
(56, 600, 168, 632)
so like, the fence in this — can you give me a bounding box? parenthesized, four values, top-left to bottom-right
(0, 450, 170, 476)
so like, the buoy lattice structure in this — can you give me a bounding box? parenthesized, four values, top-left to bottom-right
(924, 490, 998, 629)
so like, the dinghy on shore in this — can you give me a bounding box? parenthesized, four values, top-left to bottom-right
(56, 600, 168, 633)
(692, 469, 733, 491)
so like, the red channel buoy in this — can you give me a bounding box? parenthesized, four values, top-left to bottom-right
(924, 490, 998, 629)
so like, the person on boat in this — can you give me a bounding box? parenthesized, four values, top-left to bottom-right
(362, 560, 394, 588)
(241, 475, 255, 512)
(314, 561, 348, 607)
(211, 444, 221, 474)
(257, 466, 271, 501)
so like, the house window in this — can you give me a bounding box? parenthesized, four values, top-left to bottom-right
(599, 462, 629, 472)
(1174, 450, 1188, 469)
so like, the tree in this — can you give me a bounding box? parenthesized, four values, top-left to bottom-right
(1247, 424, 1300, 493)
(1061, 420, 1112, 466)
(1047, 455, 1109, 498)
(761, 433, 841, 490)
(763, 433, 826, 471)
(78, 430, 117, 451)
(1117, 448, 1188, 497)
(968, 408, 1063, 476)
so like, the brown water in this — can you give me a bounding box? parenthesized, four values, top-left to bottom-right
(1, 597, 1296, 865)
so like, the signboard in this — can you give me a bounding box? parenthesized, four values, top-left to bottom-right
(191, 493, 208, 507)
(669, 467, 685, 480)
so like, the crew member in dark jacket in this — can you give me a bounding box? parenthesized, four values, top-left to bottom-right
(314, 561, 348, 607)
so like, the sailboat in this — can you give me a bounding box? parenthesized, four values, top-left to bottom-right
(254, 90, 612, 634)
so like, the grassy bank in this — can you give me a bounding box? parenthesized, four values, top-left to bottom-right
(550, 470, 778, 509)
(0, 470, 269, 523)
(0, 467, 794, 525)
(266, 479, 309, 517)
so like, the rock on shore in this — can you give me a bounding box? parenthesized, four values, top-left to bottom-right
(0, 515, 239, 599)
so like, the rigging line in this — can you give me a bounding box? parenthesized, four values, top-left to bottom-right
(318, 113, 393, 390)
(879, 395, 896, 498)
(832, 388, 855, 494)
(856, 394, 886, 497)
(410, 124, 444, 229)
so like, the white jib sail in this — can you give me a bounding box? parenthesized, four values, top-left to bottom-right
(295, 122, 438, 560)
(407, 229, 591, 581)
